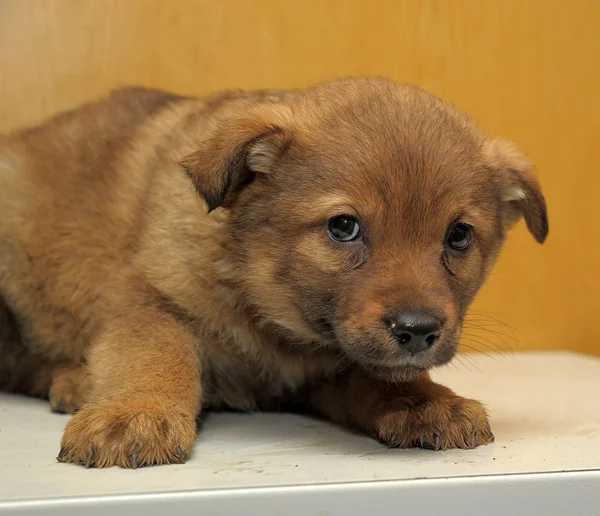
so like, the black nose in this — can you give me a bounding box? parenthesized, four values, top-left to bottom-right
(390, 310, 441, 355)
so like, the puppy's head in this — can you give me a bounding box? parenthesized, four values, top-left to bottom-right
(181, 78, 548, 381)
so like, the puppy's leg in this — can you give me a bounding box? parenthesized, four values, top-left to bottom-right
(58, 309, 200, 468)
(0, 296, 55, 398)
(309, 370, 493, 450)
(49, 364, 89, 414)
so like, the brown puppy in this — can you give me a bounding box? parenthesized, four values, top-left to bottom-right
(0, 78, 547, 468)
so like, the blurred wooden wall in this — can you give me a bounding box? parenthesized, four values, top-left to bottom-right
(1, 0, 598, 356)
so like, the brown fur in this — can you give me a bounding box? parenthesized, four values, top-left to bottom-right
(0, 77, 547, 468)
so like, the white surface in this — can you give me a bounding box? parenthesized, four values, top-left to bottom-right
(1, 352, 600, 515)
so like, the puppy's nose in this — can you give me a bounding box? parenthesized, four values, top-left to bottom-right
(390, 310, 441, 355)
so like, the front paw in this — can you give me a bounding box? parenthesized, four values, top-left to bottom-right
(375, 394, 494, 451)
(58, 399, 197, 468)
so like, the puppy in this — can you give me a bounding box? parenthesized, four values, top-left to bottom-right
(0, 78, 547, 468)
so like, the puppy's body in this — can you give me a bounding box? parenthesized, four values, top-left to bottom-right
(0, 78, 547, 467)
(0, 87, 330, 409)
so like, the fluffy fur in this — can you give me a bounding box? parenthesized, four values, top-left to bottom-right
(0, 78, 547, 468)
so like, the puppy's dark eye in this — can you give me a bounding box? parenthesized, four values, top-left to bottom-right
(328, 215, 361, 242)
(446, 223, 473, 251)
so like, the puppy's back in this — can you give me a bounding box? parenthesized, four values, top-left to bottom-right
(0, 87, 185, 229)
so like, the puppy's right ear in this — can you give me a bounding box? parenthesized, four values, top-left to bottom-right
(179, 104, 293, 212)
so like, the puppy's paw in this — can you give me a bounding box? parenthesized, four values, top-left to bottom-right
(375, 395, 494, 451)
(49, 365, 89, 414)
(57, 399, 197, 468)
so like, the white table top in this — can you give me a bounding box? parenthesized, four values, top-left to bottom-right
(1, 351, 600, 515)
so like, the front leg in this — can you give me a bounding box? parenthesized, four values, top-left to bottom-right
(309, 370, 494, 450)
(58, 307, 201, 468)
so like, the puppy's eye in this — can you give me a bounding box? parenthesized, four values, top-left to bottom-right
(446, 223, 473, 251)
(327, 215, 361, 242)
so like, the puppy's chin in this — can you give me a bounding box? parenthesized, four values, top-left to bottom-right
(334, 333, 461, 383)
(357, 362, 427, 383)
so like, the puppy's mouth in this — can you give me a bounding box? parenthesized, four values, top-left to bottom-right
(323, 324, 461, 382)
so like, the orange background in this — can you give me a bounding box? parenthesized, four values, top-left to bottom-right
(1, 0, 598, 356)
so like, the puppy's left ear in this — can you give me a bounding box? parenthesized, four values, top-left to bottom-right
(179, 104, 293, 213)
(485, 138, 549, 244)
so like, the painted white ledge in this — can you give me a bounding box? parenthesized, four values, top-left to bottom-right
(1, 351, 599, 515)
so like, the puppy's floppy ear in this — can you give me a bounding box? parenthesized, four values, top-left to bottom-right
(485, 138, 549, 244)
(179, 104, 293, 212)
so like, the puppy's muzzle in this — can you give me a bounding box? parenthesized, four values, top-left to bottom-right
(389, 309, 442, 355)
